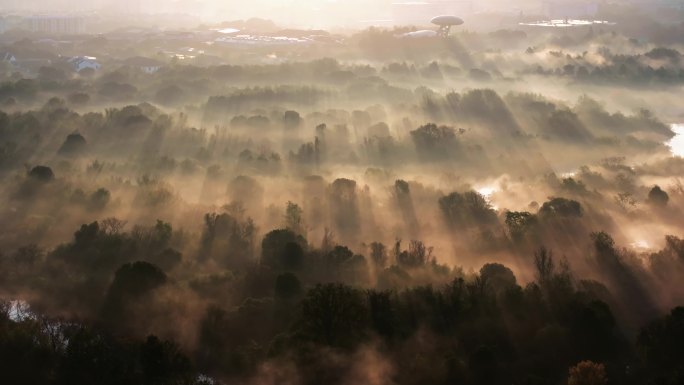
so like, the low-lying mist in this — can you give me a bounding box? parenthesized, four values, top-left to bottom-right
(2, 11, 684, 385)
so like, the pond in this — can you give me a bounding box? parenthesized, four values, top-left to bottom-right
(519, 19, 615, 28)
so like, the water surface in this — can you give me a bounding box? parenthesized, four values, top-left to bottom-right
(668, 124, 684, 157)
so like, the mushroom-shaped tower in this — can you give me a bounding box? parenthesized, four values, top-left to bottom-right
(430, 15, 464, 37)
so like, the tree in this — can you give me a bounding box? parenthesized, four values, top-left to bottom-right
(73, 221, 100, 247)
(368, 122, 390, 137)
(274, 273, 302, 299)
(100, 261, 167, 330)
(298, 283, 368, 348)
(533, 247, 555, 285)
(369, 242, 388, 269)
(329, 178, 360, 240)
(664, 235, 684, 261)
(480, 263, 517, 296)
(68, 92, 90, 105)
(591, 231, 615, 255)
(282, 110, 302, 130)
(200, 212, 256, 268)
(140, 335, 193, 385)
(469, 344, 499, 385)
(645, 47, 681, 61)
(367, 290, 395, 339)
(88, 188, 111, 210)
(100, 217, 127, 235)
(396, 240, 435, 268)
(561, 177, 588, 195)
(154, 85, 184, 106)
(151, 248, 182, 271)
(410, 123, 458, 159)
(505, 211, 537, 242)
(107, 262, 167, 298)
(11, 244, 44, 266)
(637, 307, 684, 384)
(647, 185, 669, 207)
(0, 310, 56, 385)
(394, 179, 419, 233)
(57, 327, 138, 385)
(39, 66, 67, 81)
(58, 133, 87, 156)
(228, 175, 264, 215)
(321, 227, 335, 252)
(439, 191, 498, 229)
(151, 220, 172, 247)
(591, 231, 657, 325)
(280, 241, 305, 271)
(539, 197, 582, 218)
(261, 229, 307, 269)
(567, 361, 608, 385)
(546, 109, 593, 141)
(326, 245, 355, 266)
(28, 165, 54, 182)
(284, 201, 305, 235)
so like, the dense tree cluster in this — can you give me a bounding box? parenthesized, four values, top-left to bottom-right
(1, 208, 683, 384)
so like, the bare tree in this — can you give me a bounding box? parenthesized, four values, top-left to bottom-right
(534, 247, 555, 284)
(101, 217, 128, 235)
(568, 361, 608, 385)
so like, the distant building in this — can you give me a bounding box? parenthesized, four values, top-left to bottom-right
(26, 15, 86, 34)
(124, 56, 164, 74)
(1, 51, 17, 64)
(68, 56, 101, 72)
(542, 1, 599, 19)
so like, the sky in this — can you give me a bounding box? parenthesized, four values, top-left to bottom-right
(0, 1, 646, 28)
(0, 0, 547, 24)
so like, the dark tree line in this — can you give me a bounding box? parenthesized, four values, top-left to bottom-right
(2, 213, 684, 384)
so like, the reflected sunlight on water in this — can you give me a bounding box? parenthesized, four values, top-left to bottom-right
(668, 124, 684, 157)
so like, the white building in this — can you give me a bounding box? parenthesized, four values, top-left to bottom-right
(68, 56, 101, 72)
(124, 56, 164, 74)
(1, 51, 17, 64)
